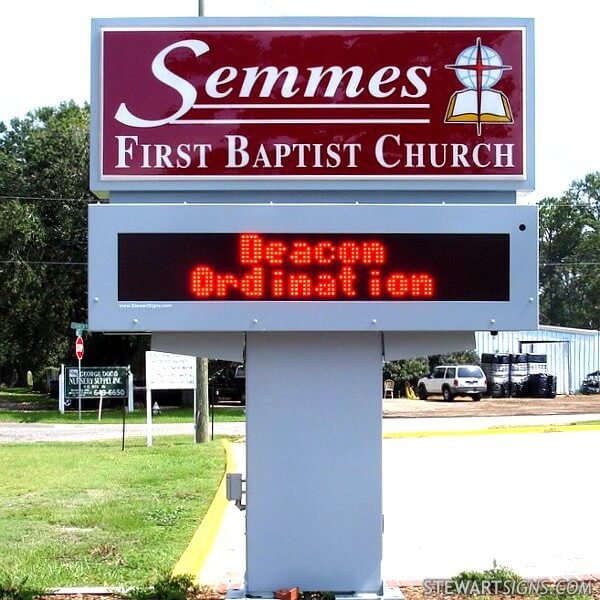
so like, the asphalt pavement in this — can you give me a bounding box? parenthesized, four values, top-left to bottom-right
(2, 413, 600, 443)
(0, 421, 243, 443)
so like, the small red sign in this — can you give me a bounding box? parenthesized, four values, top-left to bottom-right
(98, 26, 527, 182)
(75, 336, 84, 361)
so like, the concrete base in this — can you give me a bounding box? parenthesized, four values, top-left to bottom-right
(226, 587, 404, 600)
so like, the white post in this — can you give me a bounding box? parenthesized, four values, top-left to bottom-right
(58, 364, 65, 414)
(98, 391, 104, 421)
(128, 369, 134, 412)
(77, 358, 82, 420)
(146, 387, 153, 447)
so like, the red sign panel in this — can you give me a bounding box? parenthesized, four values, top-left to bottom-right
(99, 27, 527, 181)
(75, 336, 84, 360)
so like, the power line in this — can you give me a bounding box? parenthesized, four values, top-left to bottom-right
(0, 260, 86, 266)
(0, 195, 94, 202)
(541, 262, 600, 266)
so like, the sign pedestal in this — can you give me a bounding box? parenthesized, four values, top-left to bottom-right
(245, 332, 383, 594)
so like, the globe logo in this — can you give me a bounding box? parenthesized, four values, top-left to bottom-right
(453, 44, 506, 90)
(445, 37, 513, 136)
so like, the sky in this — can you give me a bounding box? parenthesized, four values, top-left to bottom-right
(0, 0, 598, 203)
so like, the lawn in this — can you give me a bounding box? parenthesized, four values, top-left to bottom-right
(0, 406, 245, 424)
(0, 436, 225, 588)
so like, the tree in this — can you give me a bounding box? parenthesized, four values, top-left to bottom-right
(539, 172, 600, 329)
(0, 102, 92, 382)
(427, 350, 480, 372)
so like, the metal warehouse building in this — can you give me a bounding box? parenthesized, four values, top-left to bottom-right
(475, 325, 600, 395)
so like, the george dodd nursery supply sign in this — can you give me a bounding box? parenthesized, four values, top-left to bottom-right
(91, 20, 533, 189)
(66, 366, 128, 399)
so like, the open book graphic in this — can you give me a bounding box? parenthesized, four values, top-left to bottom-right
(445, 89, 513, 123)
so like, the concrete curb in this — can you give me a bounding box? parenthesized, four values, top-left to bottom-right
(172, 439, 237, 580)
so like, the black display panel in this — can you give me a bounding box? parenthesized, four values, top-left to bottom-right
(118, 233, 510, 302)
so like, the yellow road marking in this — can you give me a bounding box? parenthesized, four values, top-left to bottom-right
(384, 424, 600, 439)
(172, 439, 237, 580)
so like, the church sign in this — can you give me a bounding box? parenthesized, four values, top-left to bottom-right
(91, 21, 533, 190)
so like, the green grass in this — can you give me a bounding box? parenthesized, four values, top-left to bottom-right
(0, 436, 225, 588)
(0, 406, 245, 424)
(572, 419, 600, 426)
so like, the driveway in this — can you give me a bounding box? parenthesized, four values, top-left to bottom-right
(383, 395, 600, 418)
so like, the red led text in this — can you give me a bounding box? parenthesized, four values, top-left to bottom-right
(190, 234, 434, 300)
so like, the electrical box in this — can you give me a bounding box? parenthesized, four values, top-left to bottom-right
(226, 473, 243, 502)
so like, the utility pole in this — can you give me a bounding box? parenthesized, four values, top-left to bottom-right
(195, 356, 209, 443)
(194, 0, 210, 444)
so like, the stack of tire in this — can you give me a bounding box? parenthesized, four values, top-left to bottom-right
(527, 354, 556, 398)
(525, 354, 556, 398)
(482, 353, 556, 398)
(527, 353, 547, 376)
(526, 373, 557, 398)
(481, 353, 510, 397)
(509, 353, 528, 397)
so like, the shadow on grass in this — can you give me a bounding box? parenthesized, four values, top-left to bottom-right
(0, 406, 246, 424)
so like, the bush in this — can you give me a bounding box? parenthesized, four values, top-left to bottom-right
(383, 357, 429, 396)
(32, 367, 58, 394)
(451, 561, 521, 594)
(123, 574, 200, 600)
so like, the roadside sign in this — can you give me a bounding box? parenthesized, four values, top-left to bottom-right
(75, 336, 84, 360)
(70, 321, 89, 331)
(65, 366, 129, 399)
(146, 351, 196, 390)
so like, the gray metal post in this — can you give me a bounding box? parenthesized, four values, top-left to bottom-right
(245, 332, 383, 593)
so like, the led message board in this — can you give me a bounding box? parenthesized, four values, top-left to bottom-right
(90, 18, 534, 191)
(118, 233, 509, 302)
(89, 204, 538, 332)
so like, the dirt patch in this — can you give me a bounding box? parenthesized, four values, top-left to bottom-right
(0, 399, 55, 410)
(383, 395, 600, 418)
